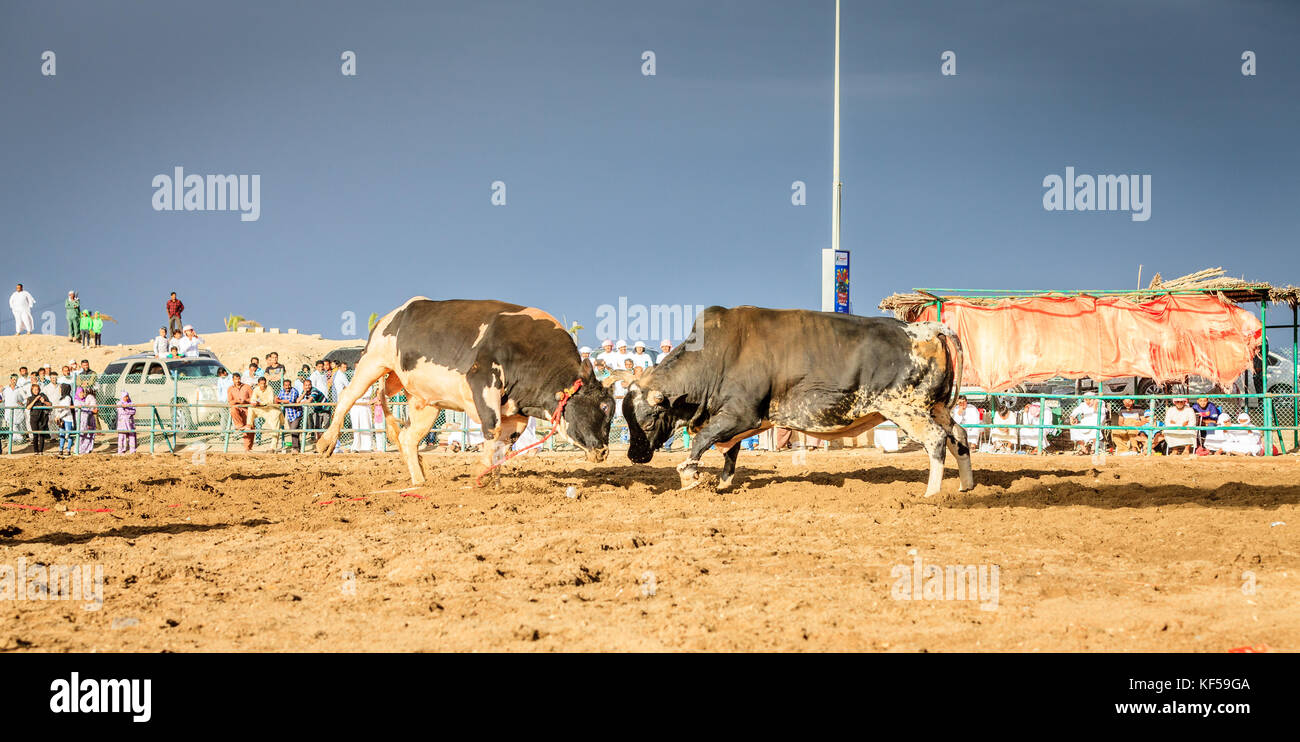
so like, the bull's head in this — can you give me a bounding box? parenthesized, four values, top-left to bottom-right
(622, 383, 680, 464)
(558, 363, 615, 462)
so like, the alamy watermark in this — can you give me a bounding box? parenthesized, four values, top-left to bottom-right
(593, 298, 705, 350)
(890, 552, 999, 611)
(152, 166, 261, 222)
(1043, 167, 1150, 222)
(0, 558, 103, 611)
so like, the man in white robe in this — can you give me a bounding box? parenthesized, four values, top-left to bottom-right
(9, 284, 35, 335)
(1068, 394, 1105, 454)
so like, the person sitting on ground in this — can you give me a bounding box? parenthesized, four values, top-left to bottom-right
(1163, 397, 1198, 455)
(1112, 398, 1151, 455)
(248, 376, 283, 452)
(1068, 393, 1105, 455)
(1017, 399, 1049, 453)
(990, 404, 1018, 453)
(1202, 412, 1232, 455)
(1190, 396, 1222, 452)
(1222, 411, 1263, 456)
(951, 396, 983, 446)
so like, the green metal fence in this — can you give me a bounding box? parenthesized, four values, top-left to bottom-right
(1, 371, 687, 454)
(953, 389, 1297, 457)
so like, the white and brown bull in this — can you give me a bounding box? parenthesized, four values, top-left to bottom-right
(316, 298, 616, 485)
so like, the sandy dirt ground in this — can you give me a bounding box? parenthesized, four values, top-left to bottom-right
(1, 448, 1296, 652)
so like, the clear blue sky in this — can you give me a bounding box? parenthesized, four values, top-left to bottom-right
(2, 0, 1297, 349)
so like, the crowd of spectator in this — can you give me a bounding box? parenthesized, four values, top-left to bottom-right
(958, 393, 1270, 457)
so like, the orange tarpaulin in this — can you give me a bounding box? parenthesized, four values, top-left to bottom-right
(916, 295, 1262, 392)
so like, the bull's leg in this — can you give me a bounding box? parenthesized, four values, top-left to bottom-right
(316, 355, 392, 457)
(468, 372, 507, 486)
(681, 414, 757, 490)
(891, 410, 951, 497)
(397, 404, 441, 485)
(381, 372, 406, 445)
(934, 403, 975, 491)
(717, 443, 742, 490)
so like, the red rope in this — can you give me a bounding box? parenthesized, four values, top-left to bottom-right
(475, 379, 583, 487)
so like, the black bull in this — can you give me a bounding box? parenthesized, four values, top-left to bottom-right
(316, 298, 616, 485)
(620, 306, 975, 496)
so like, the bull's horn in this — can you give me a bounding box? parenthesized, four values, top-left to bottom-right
(647, 390, 665, 406)
(600, 370, 635, 388)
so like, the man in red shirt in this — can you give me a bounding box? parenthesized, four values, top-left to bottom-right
(166, 292, 185, 335)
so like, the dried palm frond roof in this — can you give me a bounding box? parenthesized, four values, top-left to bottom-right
(878, 267, 1300, 320)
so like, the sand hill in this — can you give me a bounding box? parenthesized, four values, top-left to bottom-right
(0, 331, 361, 376)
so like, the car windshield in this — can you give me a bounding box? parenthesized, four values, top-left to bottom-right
(170, 360, 225, 379)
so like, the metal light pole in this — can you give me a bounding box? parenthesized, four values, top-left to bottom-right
(821, 0, 843, 312)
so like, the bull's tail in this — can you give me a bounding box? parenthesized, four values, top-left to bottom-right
(938, 325, 964, 408)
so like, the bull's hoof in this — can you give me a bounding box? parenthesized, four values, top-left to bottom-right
(922, 488, 940, 498)
(680, 478, 704, 491)
(316, 440, 335, 458)
(716, 475, 734, 491)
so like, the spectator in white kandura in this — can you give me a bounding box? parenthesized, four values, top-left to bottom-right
(3, 376, 29, 445)
(990, 404, 1018, 453)
(152, 327, 170, 358)
(9, 283, 35, 335)
(1068, 392, 1105, 455)
(168, 329, 183, 356)
(596, 339, 620, 370)
(309, 360, 329, 393)
(216, 367, 233, 403)
(578, 346, 593, 369)
(657, 339, 672, 364)
(331, 361, 350, 402)
(349, 382, 380, 452)
(1222, 411, 1263, 456)
(629, 341, 654, 369)
(1202, 412, 1231, 454)
(951, 396, 982, 430)
(176, 325, 203, 357)
(615, 339, 629, 365)
(1162, 397, 1197, 455)
(1017, 400, 1050, 452)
